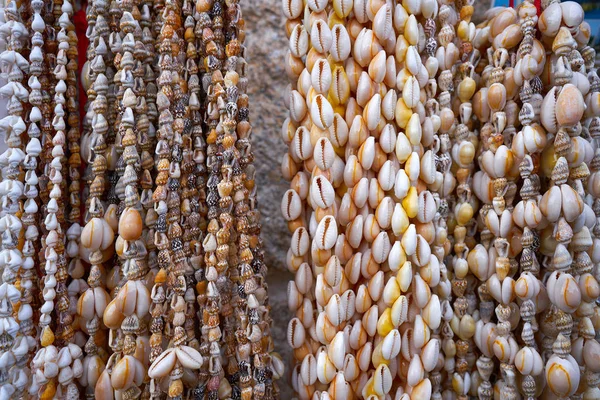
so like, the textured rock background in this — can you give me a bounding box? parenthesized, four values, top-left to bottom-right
(241, 0, 493, 395)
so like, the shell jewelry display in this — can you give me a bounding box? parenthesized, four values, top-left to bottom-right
(281, 0, 600, 399)
(1, 0, 600, 398)
(0, 0, 283, 398)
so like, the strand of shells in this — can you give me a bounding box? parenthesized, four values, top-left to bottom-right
(0, 1, 33, 397)
(26, 0, 49, 397)
(95, 3, 153, 398)
(281, 0, 600, 399)
(0, 0, 283, 397)
(77, 0, 115, 394)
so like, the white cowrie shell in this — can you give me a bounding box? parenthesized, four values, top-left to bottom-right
(315, 215, 338, 250)
(368, 50, 387, 84)
(311, 175, 335, 209)
(405, 113, 422, 145)
(382, 90, 397, 122)
(422, 294, 441, 330)
(328, 331, 346, 370)
(417, 191, 436, 223)
(308, 0, 327, 11)
(561, 184, 584, 222)
(413, 274, 431, 309)
(405, 152, 421, 183)
(401, 224, 417, 255)
(372, 364, 393, 396)
(358, 137, 376, 170)
(363, 93, 381, 130)
(382, 329, 401, 360)
(375, 197, 394, 229)
(333, 0, 353, 18)
(405, 46, 422, 75)
(313, 138, 335, 172)
(287, 281, 302, 311)
(295, 263, 312, 295)
(300, 354, 317, 385)
(328, 113, 349, 148)
(540, 185, 562, 222)
(378, 160, 395, 191)
(311, 94, 334, 129)
(282, 0, 303, 19)
(326, 294, 345, 327)
(351, 178, 369, 209)
(289, 90, 307, 122)
(379, 125, 396, 155)
(291, 227, 310, 257)
(372, 232, 391, 264)
(317, 349, 337, 384)
(148, 349, 176, 379)
(420, 149, 436, 184)
(311, 20, 332, 54)
(330, 24, 352, 62)
(407, 354, 424, 386)
(394, 169, 410, 200)
(290, 24, 309, 58)
(287, 318, 306, 349)
(175, 346, 203, 370)
(293, 126, 312, 161)
(402, 76, 420, 108)
(373, 2, 393, 43)
(281, 189, 302, 221)
(312, 58, 332, 94)
(421, 337, 440, 372)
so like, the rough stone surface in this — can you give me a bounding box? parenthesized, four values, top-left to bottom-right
(243, 0, 294, 394)
(244, 0, 290, 274)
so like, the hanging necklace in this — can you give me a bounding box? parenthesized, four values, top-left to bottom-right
(147, 1, 204, 398)
(0, 1, 33, 397)
(77, 0, 115, 396)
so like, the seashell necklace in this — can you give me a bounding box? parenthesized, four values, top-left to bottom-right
(198, 1, 233, 395)
(538, 1, 588, 397)
(0, 1, 33, 397)
(76, 0, 115, 394)
(25, 1, 48, 397)
(147, 0, 204, 398)
(511, 3, 546, 399)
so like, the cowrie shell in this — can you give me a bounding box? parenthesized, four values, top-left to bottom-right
(311, 20, 332, 54)
(313, 137, 335, 171)
(330, 66, 351, 105)
(282, 0, 303, 19)
(331, 24, 351, 62)
(315, 215, 338, 250)
(328, 113, 349, 148)
(311, 175, 335, 209)
(372, 364, 393, 396)
(289, 24, 309, 58)
(333, 0, 353, 18)
(281, 189, 302, 221)
(289, 90, 307, 122)
(307, 0, 327, 11)
(287, 318, 306, 349)
(417, 191, 437, 224)
(368, 50, 387, 84)
(363, 93, 381, 130)
(402, 75, 420, 108)
(326, 294, 345, 327)
(311, 58, 332, 94)
(311, 94, 334, 129)
(372, 231, 391, 264)
(293, 126, 312, 160)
